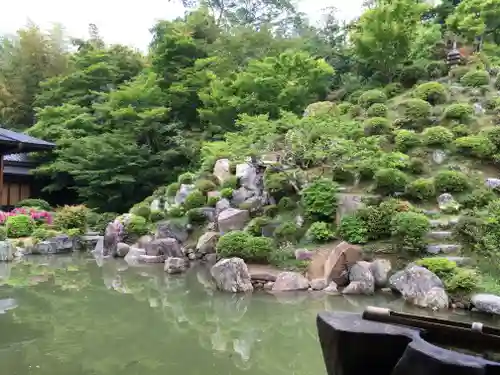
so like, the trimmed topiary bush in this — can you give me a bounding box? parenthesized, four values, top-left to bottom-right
(450, 66, 469, 81)
(301, 178, 339, 222)
(277, 197, 297, 211)
(390, 211, 430, 253)
(444, 268, 480, 294)
(186, 208, 207, 224)
(407, 157, 427, 175)
(150, 210, 166, 222)
(374, 168, 410, 195)
(167, 205, 184, 218)
(216, 231, 275, 262)
(274, 222, 300, 243)
(221, 176, 238, 189)
(338, 102, 354, 115)
(306, 221, 336, 243)
(451, 124, 471, 138)
(263, 204, 278, 218)
(264, 170, 294, 199)
(400, 64, 427, 88)
(6, 215, 34, 238)
(130, 204, 151, 220)
(422, 126, 454, 146)
(394, 129, 421, 152)
(495, 75, 500, 90)
(416, 257, 457, 279)
(461, 70, 490, 87)
(178, 172, 195, 184)
(434, 170, 470, 193)
(384, 82, 404, 98)
(413, 81, 447, 105)
(349, 104, 363, 117)
(358, 89, 387, 109)
(0, 226, 6, 240)
(166, 182, 180, 197)
(125, 215, 149, 238)
(207, 195, 221, 207)
(220, 187, 234, 200)
(15, 198, 51, 211)
(364, 117, 391, 136)
(366, 103, 388, 117)
(460, 188, 497, 209)
(454, 136, 496, 159)
(443, 103, 473, 121)
(195, 179, 217, 195)
(246, 217, 271, 236)
(54, 205, 89, 234)
(405, 178, 435, 201)
(183, 190, 206, 210)
(338, 215, 368, 244)
(426, 61, 448, 79)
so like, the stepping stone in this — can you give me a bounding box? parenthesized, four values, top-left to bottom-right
(427, 231, 453, 240)
(426, 244, 461, 254)
(443, 256, 472, 266)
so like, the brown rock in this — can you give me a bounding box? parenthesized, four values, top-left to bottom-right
(323, 241, 362, 287)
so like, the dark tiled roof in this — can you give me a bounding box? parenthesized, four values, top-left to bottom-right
(0, 128, 55, 149)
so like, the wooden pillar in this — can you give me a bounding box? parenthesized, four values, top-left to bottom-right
(0, 155, 3, 209)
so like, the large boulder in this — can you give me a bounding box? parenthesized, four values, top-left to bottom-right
(116, 242, 130, 257)
(272, 272, 309, 292)
(210, 257, 253, 293)
(324, 242, 363, 286)
(196, 232, 220, 255)
(164, 257, 189, 274)
(215, 198, 231, 216)
(0, 241, 14, 262)
(232, 187, 255, 205)
(471, 294, 500, 315)
(103, 220, 122, 256)
(370, 259, 392, 288)
(437, 193, 459, 213)
(155, 220, 189, 243)
(336, 194, 365, 225)
(124, 247, 146, 266)
(236, 163, 258, 190)
(217, 208, 250, 234)
(174, 184, 195, 205)
(145, 238, 183, 259)
(389, 265, 449, 310)
(342, 261, 374, 295)
(213, 159, 231, 184)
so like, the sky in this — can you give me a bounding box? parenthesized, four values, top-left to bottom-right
(0, 0, 365, 50)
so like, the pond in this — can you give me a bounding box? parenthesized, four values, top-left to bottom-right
(0, 254, 498, 375)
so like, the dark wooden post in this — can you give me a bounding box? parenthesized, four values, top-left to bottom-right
(0, 154, 4, 208)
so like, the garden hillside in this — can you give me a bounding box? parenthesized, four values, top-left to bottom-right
(3, 0, 500, 313)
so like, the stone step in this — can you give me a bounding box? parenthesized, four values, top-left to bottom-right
(428, 217, 460, 229)
(443, 256, 472, 266)
(426, 231, 453, 240)
(426, 244, 461, 255)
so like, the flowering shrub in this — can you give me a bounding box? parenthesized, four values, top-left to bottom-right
(0, 207, 52, 226)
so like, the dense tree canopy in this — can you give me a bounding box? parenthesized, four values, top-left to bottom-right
(0, 0, 496, 212)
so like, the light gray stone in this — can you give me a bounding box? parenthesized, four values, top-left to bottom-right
(196, 232, 219, 255)
(323, 281, 339, 294)
(471, 294, 500, 315)
(174, 184, 195, 205)
(0, 241, 14, 262)
(116, 242, 130, 257)
(310, 278, 327, 291)
(145, 238, 183, 259)
(485, 178, 500, 189)
(343, 261, 374, 295)
(272, 272, 309, 291)
(213, 159, 231, 184)
(370, 259, 392, 288)
(426, 244, 461, 254)
(432, 149, 446, 164)
(164, 257, 189, 274)
(210, 257, 253, 293)
(217, 208, 250, 234)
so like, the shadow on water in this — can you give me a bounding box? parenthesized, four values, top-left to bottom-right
(0, 254, 499, 375)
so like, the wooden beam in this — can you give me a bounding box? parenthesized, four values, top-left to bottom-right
(0, 155, 3, 209)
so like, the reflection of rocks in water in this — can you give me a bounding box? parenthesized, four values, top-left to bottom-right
(190, 263, 216, 292)
(271, 291, 308, 305)
(212, 293, 250, 324)
(148, 297, 159, 308)
(0, 298, 17, 314)
(233, 329, 258, 362)
(211, 327, 227, 352)
(0, 262, 12, 281)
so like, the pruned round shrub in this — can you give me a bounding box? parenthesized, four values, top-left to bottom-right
(454, 136, 496, 159)
(422, 126, 454, 146)
(150, 210, 166, 222)
(416, 257, 457, 279)
(337, 102, 353, 115)
(166, 182, 180, 197)
(301, 178, 339, 221)
(405, 178, 435, 201)
(358, 89, 387, 109)
(54, 205, 89, 234)
(444, 268, 480, 293)
(364, 117, 391, 135)
(263, 204, 278, 218)
(220, 188, 234, 200)
(450, 66, 469, 81)
(124, 215, 149, 238)
(434, 170, 470, 193)
(246, 217, 271, 236)
(397, 99, 432, 129)
(349, 104, 363, 117)
(178, 172, 195, 184)
(306, 221, 336, 243)
(207, 195, 220, 207)
(264, 169, 294, 198)
(495, 75, 500, 90)
(15, 198, 51, 211)
(167, 205, 184, 218)
(460, 188, 497, 209)
(366, 103, 388, 117)
(195, 179, 217, 195)
(384, 82, 404, 98)
(374, 168, 410, 195)
(216, 231, 275, 262)
(0, 226, 6, 241)
(461, 70, 490, 87)
(482, 126, 500, 148)
(426, 61, 448, 79)
(183, 190, 206, 210)
(400, 64, 427, 88)
(443, 103, 473, 121)
(221, 176, 238, 189)
(274, 222, 300, 243)
(390, 211, 430, 252)
(408, 157, 427, 175)
(277, 197, 297, 211)
(304, 101, 338, 117)
(130, 204, 151, 219)
(451, 124, 471, 138)
(394, 129, 421, 152)
(413, 82, 447, 105)
(6, 215, 34, 238)
(338, 215, 368, 244)
(186, 208, 207, 224)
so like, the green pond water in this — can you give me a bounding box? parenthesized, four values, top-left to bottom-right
(0, 254, 498, 375)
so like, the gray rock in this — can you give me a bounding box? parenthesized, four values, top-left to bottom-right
(232, 187, 255, 205)
(196, 232, 220, 255)
(427, 231, 453, 240)
(471, 294, 500, 315)
(485, 178, 500, 189)
(295, 248, 314, 260)
(272, 272, 310, 291)
(215, 198, 231, 216)
(343, 262, 374, 295)
(32, 240, 57, 255)
(116, 242, 130, 257)
(103, 221, 122, 256)
(164, 257, 189, 274)
(310, 278, 327, 291)
(323, 281, 339, 294)
(210, 257, 253, 293)
(0, 241, 14, 262)
(426, 244, 461, 254)
(138, 254, 164, 263)
(437, 193, 459, 213)
(432, 149, 446, 164)
(124, 247, 146, 266)
(155, 220, 188, 243)
(389, 265, 448, 310)
(236, 163, 258, 190)
(295, 215, 304, 227)
(370, 259, 392, 288)
(145, 238, 183, 259)
(174, 184, 195, 205)
(336, 194, 365, 224)
(136, 235, 153, 249)
(199, 207, 216, 222)
(217, 208, 250, 234)
(474, 102, 485, 115)
(213, 159, 231, 184)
